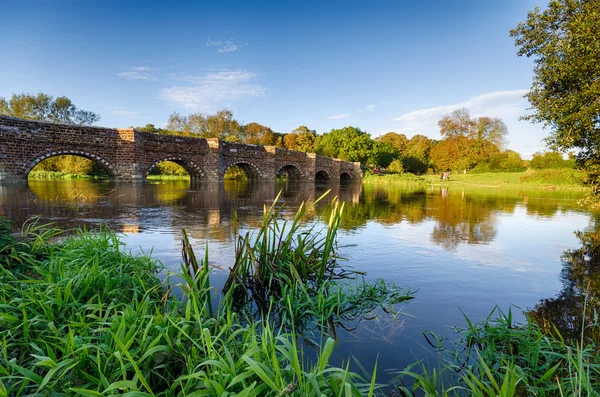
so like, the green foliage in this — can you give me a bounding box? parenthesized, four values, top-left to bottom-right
(402, 156, 429, 174)
(362, 172, 427, 187)
(377, 132, 409, 154)
(396, 306, 600, 396)
(0, 215, 382, 396)
(510, 0, 600, 161)
(166, 109, 242, 140)
(224, 165, 248, 180)
(530, 151, 576, 170)
(0, 92, 100, 125)
(471, 150, 526, 173)
(28, 154, 110, 179)
(519, 168, 587, 185)
(283, 126, 316, 152)
(148, 160, 189, 176)
(387, 159, 404, 174)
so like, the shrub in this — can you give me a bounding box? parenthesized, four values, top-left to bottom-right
(530, 151, 576, 169)
(387, 159, 404, 174)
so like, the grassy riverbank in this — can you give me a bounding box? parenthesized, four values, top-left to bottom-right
(2, 196, 597, 395)
(0, 196, 412, 396)
(364, 169, 588, 191)
(399, 307, 600, 395)
(28, 170, 101, 180)
(146, 174, 191, 181)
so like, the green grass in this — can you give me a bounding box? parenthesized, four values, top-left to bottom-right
(1, 196, 411, 396)
(395, 306, 600, 396)
(427, 169, 588, 190)
(362, 172, 428, 187)
(146, 174, 191, 181)
(27, 171, 100, 180)
(363, 169, 587, 191)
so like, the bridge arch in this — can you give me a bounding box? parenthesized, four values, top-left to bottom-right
(315, 170, 330, 182)
(24, 150, 117, 179)
(224, 161, 263, 180)
(144, 157, 206, 180)
(277, 163, 303, 181)
(340, 172, 353, 183)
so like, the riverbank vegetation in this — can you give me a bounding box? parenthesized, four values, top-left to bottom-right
(2, 193, 598, 395)
(397, 306, 600, 395)
(0, 194, 416, 395)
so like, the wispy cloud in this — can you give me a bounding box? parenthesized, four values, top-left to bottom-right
(327, 113, 351, 120)
(109, 107, 138, 117)
(117, 66, 158, 81)
(392, 89, 529, 136)
(366, 104, 376, 111)
(206, 38, 245, 53)
(161, 70, 266, 110)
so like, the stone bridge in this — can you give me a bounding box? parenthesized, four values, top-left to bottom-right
(0, 116, 362, 182)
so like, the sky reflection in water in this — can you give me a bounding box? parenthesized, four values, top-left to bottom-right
(0, 179, 593, 384)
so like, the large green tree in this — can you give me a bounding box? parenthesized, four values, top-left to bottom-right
(0, 92, 100, 125)
(510, 0, 600, 186)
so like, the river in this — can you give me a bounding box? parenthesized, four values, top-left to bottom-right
(0, 179, 594, 385)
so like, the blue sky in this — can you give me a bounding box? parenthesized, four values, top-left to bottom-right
(1, 0, 547, 157)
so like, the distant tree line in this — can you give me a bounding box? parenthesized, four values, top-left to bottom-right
(0, 91, 577, 177)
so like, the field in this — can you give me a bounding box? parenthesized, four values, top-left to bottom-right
(365, 169, 588, 191)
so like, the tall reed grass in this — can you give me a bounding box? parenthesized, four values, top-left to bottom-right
(395, 306, 600, 396)
(0, 195, 408, 395)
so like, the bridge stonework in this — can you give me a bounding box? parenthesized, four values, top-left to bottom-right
(0, 116, 362, 183)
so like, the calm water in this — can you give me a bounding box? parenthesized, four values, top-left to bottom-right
(0, 179, 594, 384)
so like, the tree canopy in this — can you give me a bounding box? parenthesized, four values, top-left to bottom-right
(0, 92, 100, 125)
(510, 0, 600, 171)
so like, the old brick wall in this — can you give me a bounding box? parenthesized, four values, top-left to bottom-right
(0, 115, 123, 180)
(135, 131, 219, 181)
(218, 141, 275, 180)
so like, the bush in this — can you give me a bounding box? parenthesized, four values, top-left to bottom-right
(519, 168, 587, 185)
(402, 155, 428, 174)
(530, 151, 576, 169)
(387, 159, 404, 174)
(472, 150, 526, 173)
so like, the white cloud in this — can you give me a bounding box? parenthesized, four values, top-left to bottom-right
(393, 90, 529, 136)
(327, 113, 351, 119)
(366, 104, 376, 111)
(206, 38, 244, 53)
(160, 70, 266, 110)
(117, 66, 158, 81)
(109, 107, 138, 117)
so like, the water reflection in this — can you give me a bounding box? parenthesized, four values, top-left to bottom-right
(0, 180, 585, 252)
(528, 214, 600, 342)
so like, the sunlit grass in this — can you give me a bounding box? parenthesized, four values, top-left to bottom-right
(0, 195, 409, 395)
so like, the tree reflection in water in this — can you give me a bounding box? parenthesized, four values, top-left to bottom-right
(0, 180, 586, 252)
(528, 214, 600, 342)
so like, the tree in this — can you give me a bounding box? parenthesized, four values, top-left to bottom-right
(315, 126, 368, 158)
(438, 108, 472, 140)
(377, 132, 408, 154)
(166, 109, 242, 140)
(243, 122, 277, 146)
(369, 141, 399, 168)
(283, 126, 316, 152)
(530, 151, 575, 169)
(0, 92, 100, 125)
(433, 109, 508, 171)
(510, 0, 600, 186)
